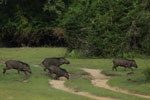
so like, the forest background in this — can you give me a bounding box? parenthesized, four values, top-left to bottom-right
(0, 0, 150, 57)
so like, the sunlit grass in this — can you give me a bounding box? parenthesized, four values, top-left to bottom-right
(0, 48, 93, 100)
(67, 58, 150, 95)
(0, 47, 150, 100)
(0, 47, 66, 65)
(65, 78, 149, 100)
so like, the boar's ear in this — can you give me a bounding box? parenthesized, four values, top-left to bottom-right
(23, 64, 29, 69)
(25, 64, 30, 67)
(58, 58, 61, 60)
(61, 57, 65, 59)
(60, 57, 65, 61)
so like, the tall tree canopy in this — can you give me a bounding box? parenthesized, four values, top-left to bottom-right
(0, 0, 150, 57)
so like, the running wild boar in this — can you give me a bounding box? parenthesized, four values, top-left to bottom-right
(47, 65, 69, 79)
(3, 60, 32, 75)
(112, 58, 138, 71)
(41, 57, 70, 71)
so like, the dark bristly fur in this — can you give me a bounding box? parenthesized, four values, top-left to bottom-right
(41, 57, 70, 72)
(3, 60, 32, 75)
(47, 65, 69, 79)
(112, 58, 138, 71)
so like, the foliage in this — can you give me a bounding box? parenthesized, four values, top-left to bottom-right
(0, 0, 66, 47)
(61, 0, 150, 57)
(0, 0, 150, 57)
(68, 49, 83, 59)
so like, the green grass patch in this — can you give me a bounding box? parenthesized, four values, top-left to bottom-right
(0, 47, 66, 65)
(66, 58, 150, 95)
(0, 48, 94, 100)
(0, 64, 94, 100)
(0, 47, 150, 100)
(65, 78, 149, 100)
(107, 59, 150, 95)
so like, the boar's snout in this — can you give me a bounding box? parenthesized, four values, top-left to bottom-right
(27, 68, 32, 74)
(60, 58, 70, 64)
(135, 65, 138, 68)
(24, 65, 32, 74)
(66, 61, 70, 64)
(29, 70, 32, 74)
(65, 73, 69, 79)
(132, 61, 138, 68)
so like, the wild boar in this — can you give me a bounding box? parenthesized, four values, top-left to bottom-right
(48, 65, 69, 80)
(112, 58, 138, 71)
(41, 57, 70, 71)
(3, 60, 32, 75)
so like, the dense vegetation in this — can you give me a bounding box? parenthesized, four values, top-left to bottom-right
(0, 0, 150, 57)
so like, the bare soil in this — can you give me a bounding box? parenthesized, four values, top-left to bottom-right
(50, 80, 118, 100)
(49, 68, 150, 100)
(81, 68, 150, 99)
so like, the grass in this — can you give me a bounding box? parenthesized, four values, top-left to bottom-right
(64, 59, 150, 100)
(0, 48, 94, 100)
(0, 47, 66, 65)
(0, 67, 93, 100)
(0, 47, 150, 100)
(65, 78, 149, 100)
(66, 59, 150, 95)
(107, 59, 150, 95)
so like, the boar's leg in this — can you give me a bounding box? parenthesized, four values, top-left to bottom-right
(124, 67, 127, 71)
(55, 75, 60, 80)
(3, 67, 11, 74)
(112, 66, 115, 71)
(17, 70, 20, 74)
(28, 71, 32, 74)
(112, 65, 117, 71)
(3, 68, 7, 74)
(23, 71, 28, 75)
(115, 67, 117, 71)
(112, 67, 114, 71)
(47, 69, 53, 75)
(44, 68, 47, 72)
(47, 68, 54, 78)
(124, 65, 129, 71)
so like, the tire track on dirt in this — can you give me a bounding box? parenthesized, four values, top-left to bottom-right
(50, 80, 119, 100)
(81, 68, 150, 99)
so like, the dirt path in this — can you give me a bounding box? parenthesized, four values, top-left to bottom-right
(50, 80, 118, 100)
(81, 68, 150, 99)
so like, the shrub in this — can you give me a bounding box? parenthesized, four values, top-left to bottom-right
(68, 49, 83, 59)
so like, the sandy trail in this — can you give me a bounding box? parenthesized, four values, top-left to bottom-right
(81, 68, 150, 99)
(50, 80, 118, 100)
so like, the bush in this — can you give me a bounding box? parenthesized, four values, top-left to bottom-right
(63, 0, 150, 57)
(68, 49, 83, 59)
